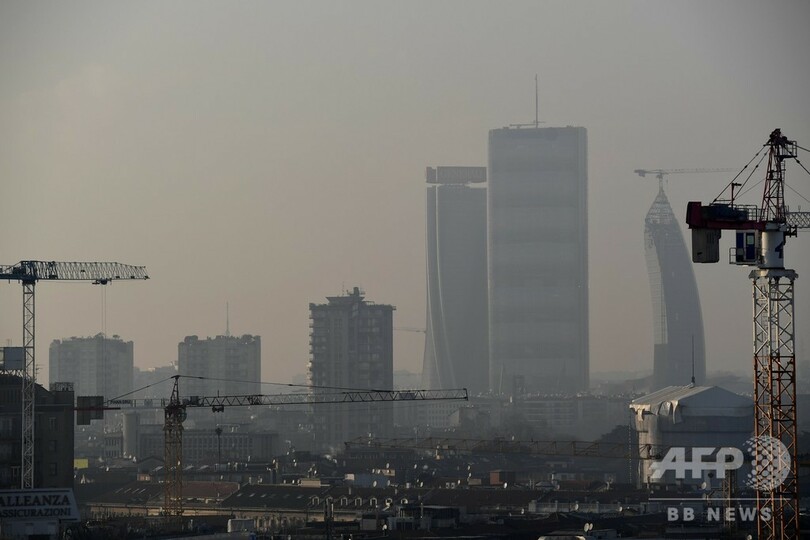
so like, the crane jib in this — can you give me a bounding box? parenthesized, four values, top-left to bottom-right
(0, 261, 149, 282)
(178, 389, 468, 409)
(1, 259, 148, 491)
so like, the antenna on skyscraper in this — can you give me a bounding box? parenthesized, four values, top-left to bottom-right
(508, 76, 545, 129)
(226, 302, 231, 337)
(690, 335, 695, 385)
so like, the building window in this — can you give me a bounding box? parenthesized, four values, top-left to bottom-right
(0, 417, 13, 437)
(48, 417, 57, 432)
(49, 463, 57, 477)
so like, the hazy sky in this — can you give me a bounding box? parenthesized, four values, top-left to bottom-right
(2, 1, 809, 390)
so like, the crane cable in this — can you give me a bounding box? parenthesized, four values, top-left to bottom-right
(709, 139, 810, 205)
(105, 376, 175, 404)
(785, 183, 810, 206)
(771, 142, 810, 205)
(711, 141, 768, 204)
(730, 150, 769, 200)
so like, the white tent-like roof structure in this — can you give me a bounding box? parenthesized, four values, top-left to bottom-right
(630, 385, 752, 424)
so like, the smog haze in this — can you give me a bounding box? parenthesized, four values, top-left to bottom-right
(1, 1, 809, 387)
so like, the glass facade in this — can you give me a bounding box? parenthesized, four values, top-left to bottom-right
(644, 182, 706, 388)
(422, 172, 489, 395)
(487, 126, 588, 395)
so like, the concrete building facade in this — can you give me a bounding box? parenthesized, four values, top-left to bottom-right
(105, 422, 278, 464)
(178, 335, 261, 398)
(309, 288, 394, 452)
(133, 364, 177, 399)
(630, 385, 752, 487)
(0, 376, 74, 489)
(49, 334, 133, 401)
(487, 126, 588, 395)
(422, 166, 489, 395)
(516, 394, 630, 439)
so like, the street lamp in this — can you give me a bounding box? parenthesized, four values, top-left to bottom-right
(215, 426, 223, 472)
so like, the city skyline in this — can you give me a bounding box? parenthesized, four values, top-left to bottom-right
(1, 2, 809, 389)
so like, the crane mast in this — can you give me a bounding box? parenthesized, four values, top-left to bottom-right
(0, 260, 148, 489)
(685, 129, 808, 539)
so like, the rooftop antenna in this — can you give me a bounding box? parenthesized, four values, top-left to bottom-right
(508, 75, 546, 129)
(535, 74, 539, 128)
(225, 302, 231, 337)
(690, 335, 696, 385)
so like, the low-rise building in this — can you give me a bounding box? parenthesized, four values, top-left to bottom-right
(0, 376, 74, 488)
(630, 385, 752, 488)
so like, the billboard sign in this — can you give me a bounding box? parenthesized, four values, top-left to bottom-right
(0, 489, 79, 522)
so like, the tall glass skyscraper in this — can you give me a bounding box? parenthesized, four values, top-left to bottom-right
(644, 181, 706, 388)
(421, 166, 489, 396)
(487, 126, 588, 395)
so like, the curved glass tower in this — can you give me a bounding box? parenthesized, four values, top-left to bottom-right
(422, 166, 489, 395)
(644, 181, 706, 388)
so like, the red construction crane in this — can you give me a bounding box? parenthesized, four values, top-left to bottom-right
(0, 260, 148, 489)
(685, 129, 810, 539)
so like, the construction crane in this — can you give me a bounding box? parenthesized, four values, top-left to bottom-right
(107, 376, 468, 519)
(634, 167, 737, 181)
(0, 260, 148, 489)
(685, 129, 810, 539)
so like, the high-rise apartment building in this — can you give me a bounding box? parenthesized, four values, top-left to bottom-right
(487, 126, 588, 395)
(422, 166, 489, 395)
(178, 335, 261, 397)
(133, 364, 178, 399)
(644, 181, 706, 388)
(309, 287, 394, 452)
(49, 334, 133, 400)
